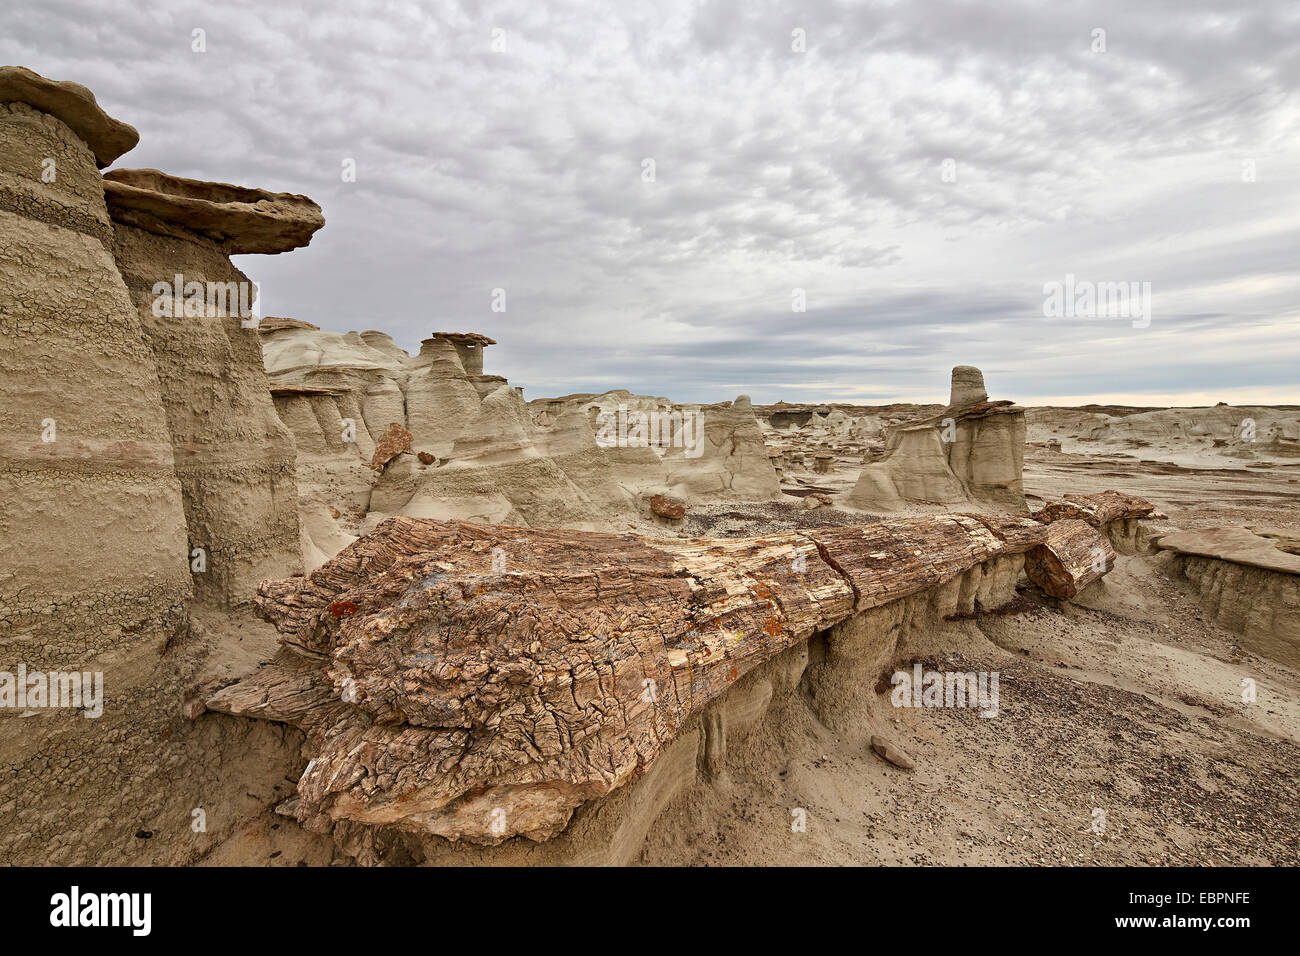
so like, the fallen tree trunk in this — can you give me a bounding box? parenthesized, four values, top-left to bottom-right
(1024, 519, 1116, 598)
(201, 508, 1136, 849)
(1035, 490, 1155, 526)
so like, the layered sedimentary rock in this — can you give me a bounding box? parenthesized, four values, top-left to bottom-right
(560, 390, 691, 500)
(949, 364, 989, 408)
(0, 68, 191, 658)
(264, 330, 784, 561)
(383, 382, 635, 530)
(403, 334, 493, 455)
(846, 367, 1026, 513)
(260, 322, 416, 567)
(1154, 527, 1300, 667)
(201, 498, 1153, 858)
(663, 395, 782, 499)
(104, 169, 324, 604)
(0, 68, 308, 868)
(1030, 404, 1300, 462)
(103, 168, 323, 254)
(537, 389, 782, 506)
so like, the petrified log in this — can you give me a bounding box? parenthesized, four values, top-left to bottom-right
(1024, 519, 1115, 599)
(370, 422, 413, 471)
(205, 511, 1127, 848)
(1035, 490, 1154, 526)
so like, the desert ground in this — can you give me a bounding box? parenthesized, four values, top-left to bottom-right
(2, 65, 1297, 867)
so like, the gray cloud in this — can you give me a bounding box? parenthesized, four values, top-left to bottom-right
(4, 0, 1298, 405)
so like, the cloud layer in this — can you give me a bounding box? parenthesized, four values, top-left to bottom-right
(4, 0, 1298, 404)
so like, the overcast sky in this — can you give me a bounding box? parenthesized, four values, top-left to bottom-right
(4, 0, 1299, 405)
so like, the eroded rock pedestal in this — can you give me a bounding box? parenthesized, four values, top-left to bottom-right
(846, 366, 1027, 513)
(105, 168, 323, 605)
(0, 68, 191, 659)
(0, 67, 324, 867)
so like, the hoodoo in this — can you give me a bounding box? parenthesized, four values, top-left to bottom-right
(104, 168, 325, 604)
(0, 67, 192, 669)
(0, 68, 198, 865)
(846, 366, 1026, 513)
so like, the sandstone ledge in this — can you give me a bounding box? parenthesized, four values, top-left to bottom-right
(103, 168, 324, 254)
(0, 65, 138, 167)
(1154, 526, 1300, 576)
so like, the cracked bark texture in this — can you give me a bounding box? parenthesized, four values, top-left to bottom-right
(1036, 490, 1156, 527)
(206, 498, 1154, 849)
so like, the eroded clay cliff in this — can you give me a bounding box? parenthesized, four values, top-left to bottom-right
(0, 67, 310, 867)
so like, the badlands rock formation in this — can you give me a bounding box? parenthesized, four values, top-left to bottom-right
(1155, 527, 1300, 667)
(261, 324, 632, 551)
(105, 168, 323, 604)
(261, 330, 784, 566)
(846, 366, 1026, 513)
(6, 67, 1296, 870)
(199, 492, 1154, 862)
(0, 67, 316, 866)
(663, 395, 781, 499)
(537, 390, 784, 505)
(1026, 403, 1300, 463)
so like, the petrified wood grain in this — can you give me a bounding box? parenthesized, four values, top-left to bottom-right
(369, 422, 413, 472)
(1035, 490, 1155, 526)
(1024, 519, 1116, 599)
(206, 508, 1139, 847)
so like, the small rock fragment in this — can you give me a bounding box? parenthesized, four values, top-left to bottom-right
(649, 494, 686, 520)
(870, 735, 915, 770)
